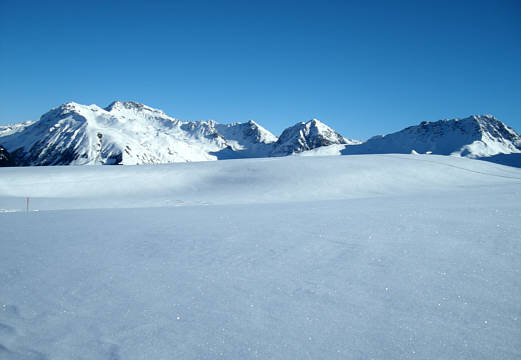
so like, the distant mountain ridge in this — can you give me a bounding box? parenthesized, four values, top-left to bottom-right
(342, 115, 521, 158)
(0, 101, 352, 166)
(0, 101, 520, 167)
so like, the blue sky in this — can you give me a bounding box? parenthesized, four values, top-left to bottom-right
(1, 0, 520, 139)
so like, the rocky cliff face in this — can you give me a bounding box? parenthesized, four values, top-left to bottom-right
(0, 145, 16, 167)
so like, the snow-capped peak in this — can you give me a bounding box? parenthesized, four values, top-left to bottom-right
(2, 101, 519, 167)
(0, 101, 280, 165)
(39, 102, 103, 122)
(344, 114, 521, 158)
(215, 120, 277, 145)
(104, 101, 166, 115)
(272, 118, 348, 155)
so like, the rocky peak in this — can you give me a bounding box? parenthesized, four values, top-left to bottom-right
(0, 145, 16, 167)
(273, 119, 347, 155)
(104, 101, 166, 115)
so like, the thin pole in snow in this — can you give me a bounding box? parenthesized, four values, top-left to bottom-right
(26, 197, 29, 213)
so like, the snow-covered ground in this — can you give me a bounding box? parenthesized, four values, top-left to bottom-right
(1, 155, 520, 359)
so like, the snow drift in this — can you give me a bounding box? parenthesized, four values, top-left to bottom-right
(0, 155, 520, 359)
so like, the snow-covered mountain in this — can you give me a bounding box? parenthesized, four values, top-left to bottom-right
(343, 115, 521, 158)
(1, 102, 520, 166)
(0, 102, 278, 165)
(213, 120, 278, 158)
(0, 145, 16, 167)
(0, 101, 357, 166)
(272, 119, 359, 156)
(0, 101, 238, 165)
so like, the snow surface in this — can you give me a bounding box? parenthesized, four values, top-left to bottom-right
(1, 155, 521, 359)
(477, 153, 521, 168)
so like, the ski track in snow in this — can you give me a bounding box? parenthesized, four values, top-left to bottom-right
(376, 154, 521, 181)
(0, 155, 520, 359)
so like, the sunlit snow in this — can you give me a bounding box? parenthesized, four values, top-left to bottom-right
(1, 154, 520, 359)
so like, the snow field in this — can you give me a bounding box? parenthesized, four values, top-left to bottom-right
(0, 154, 520, 211)
(0, 155, 520, 359)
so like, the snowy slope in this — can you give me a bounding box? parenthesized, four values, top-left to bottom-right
(0, 101, 234, 165)
(0, 155, 520, 359)
(343, 115, 521, 158)
(0, 120, 35, 138)
(478, 153, 521, 168)
(0, 101, 282, 166)
(213, 120, 277, 158)
(215, 120, 277, 146)
(2, 154, 520, 210)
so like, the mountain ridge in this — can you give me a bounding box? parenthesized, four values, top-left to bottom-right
(0, 101, 350, 165)
(1, 101, 520, 167)
(342, 114, 521, 158)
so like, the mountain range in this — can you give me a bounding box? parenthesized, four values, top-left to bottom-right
(0, 101, 520, 167)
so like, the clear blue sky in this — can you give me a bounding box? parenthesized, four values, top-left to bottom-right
(1, 0, 520, 139)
